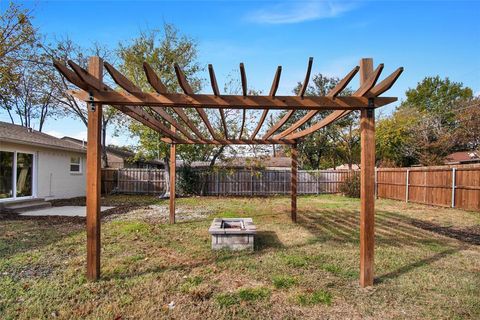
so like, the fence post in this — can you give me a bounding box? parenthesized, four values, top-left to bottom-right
(451, 168, 456, 208)
(405, 169, 410, 203)
(423, 171, 427, 203)
(374, 168, 378, 199)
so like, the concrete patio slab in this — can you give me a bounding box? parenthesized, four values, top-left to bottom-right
(19, 206, 114, 217)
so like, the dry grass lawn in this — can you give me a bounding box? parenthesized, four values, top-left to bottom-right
(1, 195, 479, 319)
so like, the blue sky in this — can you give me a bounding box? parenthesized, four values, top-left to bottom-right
(3, 0, 480, 145)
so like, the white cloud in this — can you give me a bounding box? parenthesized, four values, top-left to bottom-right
(246, 1, 358, 25)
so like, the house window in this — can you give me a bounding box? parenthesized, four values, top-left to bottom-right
(70, 156, 82, 173)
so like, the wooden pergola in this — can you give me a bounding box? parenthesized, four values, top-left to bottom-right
(54, 56, 402, 287)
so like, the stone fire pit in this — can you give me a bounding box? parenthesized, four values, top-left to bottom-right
(208, 218, 256, 250)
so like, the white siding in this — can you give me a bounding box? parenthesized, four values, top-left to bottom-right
(0, 142, 86, 200)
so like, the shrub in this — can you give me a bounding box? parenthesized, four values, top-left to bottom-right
(339, 171, 360, 198)
(177, 165, 201, 195)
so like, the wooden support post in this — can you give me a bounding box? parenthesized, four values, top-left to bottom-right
(169, 126, 176, 224)
(291, 143, 298, 223)
(359, 58, 375, 288)
(86, 57, 103, 281)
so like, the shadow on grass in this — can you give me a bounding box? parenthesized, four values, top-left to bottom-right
(295, 207, 477, 283)
(255, 230, 284, 251)
(296, 208, 479, 247)
(375, 247, 463, 284)
(409, 218, 480, 245)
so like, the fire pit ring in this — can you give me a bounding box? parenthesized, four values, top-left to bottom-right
(208, 218, 256, 250)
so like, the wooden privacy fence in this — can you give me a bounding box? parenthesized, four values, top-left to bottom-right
(376, 164, 480, 211)
(202, 170, 353, 195)
(101, 168, 353, 196)
(102, 168, 166, 194)
(102, 164, 480, 211)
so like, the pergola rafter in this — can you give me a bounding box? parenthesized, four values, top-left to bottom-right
(250, 65, 282, 140)
(273, 65, 360, 139)
(263, 57, 314, 140)
(54, 56, 403, 288)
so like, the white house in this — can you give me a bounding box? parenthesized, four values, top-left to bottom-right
(0, 121, 86, 208)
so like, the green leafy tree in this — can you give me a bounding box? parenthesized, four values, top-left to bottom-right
(400, 76, 473, 125)
(117, 25, 224, 195)
(377, 76, 474, 166)
(376, 108, 420, 167)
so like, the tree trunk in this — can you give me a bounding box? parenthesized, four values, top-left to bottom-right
(101, 122, 108, 168)
(162, 155, 170, 198)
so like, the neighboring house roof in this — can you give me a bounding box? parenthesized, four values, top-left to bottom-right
(0, 121, 86, 153)
(177, 156, 292, 169)
(61, 136, 163, 165)
(445, 151, 480, 164)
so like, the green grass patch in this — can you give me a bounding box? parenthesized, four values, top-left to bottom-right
(281, 253, 309, 267)
(238, 287, 271, 301)
(215, 293, 239, 308)
(216, 287, 271, 307)
(180, 276, 204, 293)
(296, 290, 333, 306)
(272, 275, 297, 289)
(321, 263, 357, 279)
(114, 221, 150, 235)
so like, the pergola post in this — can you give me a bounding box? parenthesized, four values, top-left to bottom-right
(291, 143, 298, 223)
(359, 58, 375, 287)
(86, 57, 103, 281)
(169, 127, 176, 224)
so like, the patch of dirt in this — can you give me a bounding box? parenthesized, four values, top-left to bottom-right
(104, 204, 214, 223)
(0, 212, 86, 224)
(3, 264, 55, 281)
